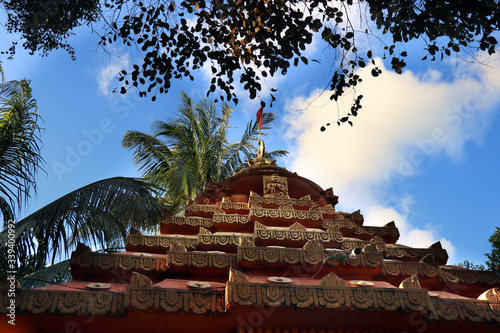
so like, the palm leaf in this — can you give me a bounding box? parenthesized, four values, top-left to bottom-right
(0, 177, 164, 266)
(122, 91, 288, 208)
(18, 259, 72, 289)
(0, 79, 44, 222)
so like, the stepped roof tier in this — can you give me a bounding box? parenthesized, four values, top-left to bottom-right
(2, 144, 500, 332)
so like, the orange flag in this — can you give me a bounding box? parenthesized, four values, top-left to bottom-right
(256, 106, 263, 130)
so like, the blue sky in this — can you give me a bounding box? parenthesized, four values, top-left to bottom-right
(2, 13, 500, 267)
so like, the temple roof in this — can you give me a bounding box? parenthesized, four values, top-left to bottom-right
(2, 147, 500, 333)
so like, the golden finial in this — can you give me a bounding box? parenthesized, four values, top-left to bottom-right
(248, 139, 276, 166)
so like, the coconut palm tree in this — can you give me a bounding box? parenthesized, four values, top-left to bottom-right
(122, 90, 287, 209)
(0, 65, 44, 224)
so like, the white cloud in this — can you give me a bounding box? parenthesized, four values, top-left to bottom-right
(283, 59, 500, 264)
(96, 55, 130, 96)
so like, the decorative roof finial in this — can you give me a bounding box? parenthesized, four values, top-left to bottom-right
(248, 139, 276, 166)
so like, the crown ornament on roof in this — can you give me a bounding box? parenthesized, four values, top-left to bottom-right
(248, 139, 276, 166)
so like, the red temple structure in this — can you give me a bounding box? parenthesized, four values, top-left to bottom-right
(2, 142, 500, 332)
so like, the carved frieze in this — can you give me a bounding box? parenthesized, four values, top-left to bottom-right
(126, 234, 198, 250)
(385, 245, 448, 264)
(220, 197, 249, 211)
(226, 271, 429, 313)
(429, 298, 500, 323)
(197, 227, 253, 247)
(323, 219, 356, 230)
(0, 289, 125, 315)
(381, 260, 440, 279)
(71, 252, 167, 272)
(126, 283, 225, 314)
(253, 221, 343, 245)
(238, 240, 383, 268)
(162, 216, 214, 228)
(212, 212, 251, 224)
(440, 268, 500, 286)
(319, 204, 336, 217)
(185, 204, 218, 216)
(250, 205, 322, 223)
(249, 191, 314, 208)
(353, 225, 400, 243)
(167, 242, 237, 269)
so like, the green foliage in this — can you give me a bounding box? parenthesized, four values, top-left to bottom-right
(0, 66, 44, 223)
(0, 177, 164, 267)
(3, 0, 101, 59)
(457, 260, 486, 271)
(486, 227, 500, 270)
(3, 1, 499, 123)
(122, 91, 287, 209)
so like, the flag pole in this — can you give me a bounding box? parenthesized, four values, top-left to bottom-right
(257, 106, 263, 141)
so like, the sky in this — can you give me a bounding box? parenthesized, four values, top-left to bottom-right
(2, 8, 500, 267)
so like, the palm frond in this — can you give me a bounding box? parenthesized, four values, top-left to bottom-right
(18, 259, 72, 289)
(0, 79, 44, 221)
(0, 177, 164, 266)
(123, 92, 287, 209)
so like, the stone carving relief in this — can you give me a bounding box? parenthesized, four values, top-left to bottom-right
(263, 174, 289, 198)
(399, 275, 421, 289)
(319, 273, 347, 287)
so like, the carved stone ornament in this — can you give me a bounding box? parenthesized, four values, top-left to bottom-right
(199, 227, 211, 235)
(263, 174, 289, 198)
(251, 206, 322, 221)
(478, 287, 500, 301)
(320, 204, 336, 215)
(220, 200, 248, 211)
(5, 289, 126, 316)
(319, 273, 347, 287)
(440, 267, 500, 285)
(478, 287, 500, 313)
(280, 204, 294, 211)
(126, 234, 198, 250)
(254, 221, 266, 229)
(362, 243, 380, 254)
(212, 212, 251, 224)
(239, 237, 256, 247)
(303, 240, 325, 252)
(228, 268, 249, 283)
(213, 207, 225, 215)
(319, 187, 339, 207)
(131, 272, 153, 288)
(420, 254, 439, 267)
(384, 221, 396, 228)
(169, 241, 188, 253)
(71, 251, 167, 273)
(399, 275, 422, 289)
(162, 216, 213, 228)
(250, 191, 313, 208)
(289, 222, 307, 231)
(185, 204, 217, 214)
(381, 260, 440, 279)
(429, 241, 443, 250)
